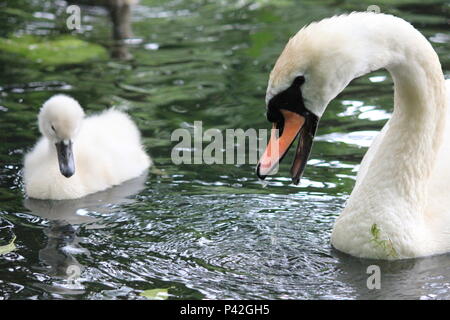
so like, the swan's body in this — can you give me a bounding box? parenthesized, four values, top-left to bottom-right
(335, 78, 450, 259)
(24, 95, 151, 200)
(257, 13, 449, 259)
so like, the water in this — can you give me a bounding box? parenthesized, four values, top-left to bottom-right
(0, 0, 449, 300)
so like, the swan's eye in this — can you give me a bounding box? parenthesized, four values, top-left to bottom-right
(266, 75, 306, 121)
(51, 125, 56, 132)
(293, 76, 305, 86)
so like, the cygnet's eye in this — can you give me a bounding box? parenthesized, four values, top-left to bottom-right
(51, 125, 56, 132)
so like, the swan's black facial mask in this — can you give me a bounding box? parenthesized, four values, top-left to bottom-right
(55, 140, 75, 178)
(256, 76, 319, 184)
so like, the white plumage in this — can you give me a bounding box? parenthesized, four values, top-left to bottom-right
(265, 12, 450, 259)
(24, 95, 151, 200)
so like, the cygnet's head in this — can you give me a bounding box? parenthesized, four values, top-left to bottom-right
(38, 95, 85, 178)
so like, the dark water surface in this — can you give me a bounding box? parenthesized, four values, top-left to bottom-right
(0, 0, 449, 299)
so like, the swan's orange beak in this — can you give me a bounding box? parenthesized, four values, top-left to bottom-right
(256, 109, 318, 184)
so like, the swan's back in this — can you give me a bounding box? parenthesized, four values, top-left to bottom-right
(77, 109, 151, 186)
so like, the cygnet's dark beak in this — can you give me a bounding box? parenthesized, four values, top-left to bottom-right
(55, 140, 75, 178)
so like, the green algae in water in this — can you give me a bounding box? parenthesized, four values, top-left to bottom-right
(0, 235, 17, 255)
(0, 35, 107, 66)
(140, 288, 170, 300)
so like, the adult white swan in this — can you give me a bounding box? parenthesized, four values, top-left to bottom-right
(24, 95, 151, 200)
(256, 12, 450, 260)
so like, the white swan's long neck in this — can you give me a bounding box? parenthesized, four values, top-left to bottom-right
(345, 18, 447, 220)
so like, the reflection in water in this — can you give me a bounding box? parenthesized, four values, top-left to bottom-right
(334, 250, 450, 299)
(70, 0, 137, 59)
(107, 0, 136, 59)
(23, 172, 147, 295)
(35, 220, 86, 295)
(0, 0, 448, 300)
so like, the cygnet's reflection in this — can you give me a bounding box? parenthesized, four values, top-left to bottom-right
(24, 172, 147, 292)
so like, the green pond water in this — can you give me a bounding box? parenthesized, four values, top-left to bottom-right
(0, 0, 449, 299)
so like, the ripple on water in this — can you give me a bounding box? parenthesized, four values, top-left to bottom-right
(0, 0, 450, 300)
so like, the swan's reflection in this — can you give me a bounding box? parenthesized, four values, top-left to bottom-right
(69, 0, 137, 59)
(24, 172, 147, 294)
(108, 0, 136, 60)
(333, 249, 450, 299)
